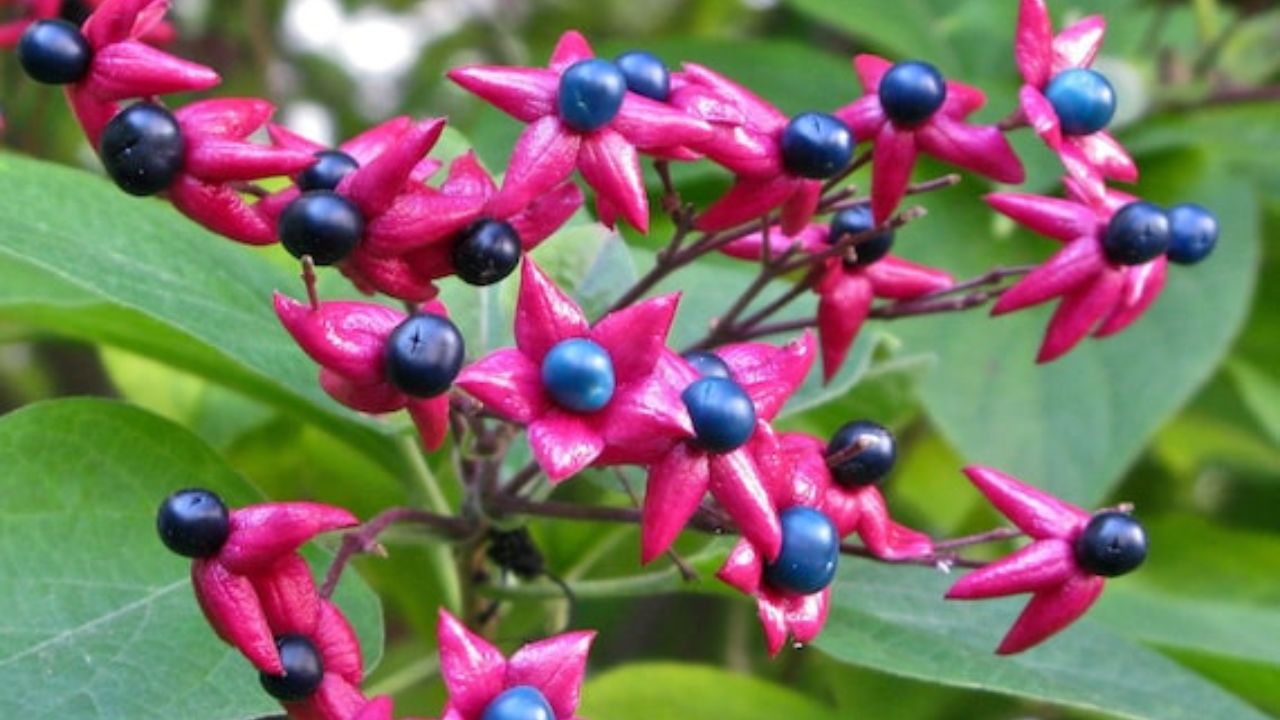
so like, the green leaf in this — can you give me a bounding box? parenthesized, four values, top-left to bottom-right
(0, 398, 383, 720)
(1226, 359, 1280, 445)
(816, 561, 1269, 720)
(579, 662, 838, 720)
(0, 153, 401, 469)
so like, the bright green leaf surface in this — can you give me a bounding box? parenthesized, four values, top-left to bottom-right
(580, 662, 838, 720)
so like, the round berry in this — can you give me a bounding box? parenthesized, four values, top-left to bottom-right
(827, 420, 896, 487)
(541, 338, 616, 413)
(614, 50, 670, 101)
(279, 190, 364, 265)
(829, 206, 893, 266)
(1075, 511, 1147, 577)
(557, 58, 627, 132)
(297, 150, 358, 192)
(1165, 203, 1219, 265)
(763, 507, 840, 595)
(259, 635, 325, 702)
(879, 61, 947, 127)
(99, 102, 185, 196)
(452, 219, 522, 286)
(780, 112, 855, 180)
(481, 685, 555, 720)
(17, 19, 91, 85)
(1044, 68, 1116, 137)
(385, 314, 466, 398)
(682, 350, 732, 380)
(682, 377, 756, 453)
(1101, 201, 1170, 266)
(156, 488, 230, 558)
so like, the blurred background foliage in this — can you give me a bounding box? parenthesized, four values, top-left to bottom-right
(0, 0, 1277, 718)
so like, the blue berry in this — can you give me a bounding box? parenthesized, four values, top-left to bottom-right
(1165, 203, 1219, 265)
(557, 59, 627, 132)
(614, 50, 670, 101)
(1045, 68, 1116, 137)
(259, 635, 324, 702)
(482, 686, 555, 720)
(156, 488, 230, 558)
(17, 19, 91, 85)
(385, 314, 465, 398)
(297, 150, 358, 192)
(829, 206, 893, 266)
(279, 190, 364, 265)
(682, 350, 732, 379)
(1075, 511, 1147, 577)
(541, 338, 616, 413)
(827, 420, 896, 487)
(1101, 201, 1170, 266)
(453, 219, 521, 286)
(99, 102, 185, 196)
(879, 61, 947, 127)
(763, 507, 840, 595)
(780, 112, 855, 180)
(682, 377, 756, 453)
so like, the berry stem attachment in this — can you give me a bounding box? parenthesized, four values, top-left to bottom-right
(300, 255, 320, 311)
(320, 506, 472, 599)
(932, 526, 1024, 551)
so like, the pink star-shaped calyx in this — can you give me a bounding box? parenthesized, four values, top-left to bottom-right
(834, 54, 1024, 224)
(457, 260, 690, 481)
(437, 609, 595, 720)
(273, 294, 458, 450)
(986, 183, 1167, 362)
(448, 30, 713, 232)
(1015, 0, 1136, 197)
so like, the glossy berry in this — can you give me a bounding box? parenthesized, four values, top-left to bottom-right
(385, 314, 466, 397)
(1075, 511, 1147, 577)
(683, 350, 732, 380)
(1044, 68, 1116, 137)
(156, 488, 230, 558)
(829, 206, 893, 266)
(827, 420, 896, 487)
(614, 50, 670, 101)
(541, 338, 616, 413)
(557, 58, 627, 132)
(780, 112, 855, 180)
(99, 102, 186, 196)
(879, 61, 947, 127)
(17, 19, 91, 85)
(452, 219, 522, 286)
(1101, 201, 1170, 266)
(279, 190, 365, 265)
(1165, 203, 1219, 265)
(682, 377, 756, 453)
(481, 685, 555, 720)
(763, 507, 840, 595)
(297, 150, 359, 192)
(259, 635, 325, 702)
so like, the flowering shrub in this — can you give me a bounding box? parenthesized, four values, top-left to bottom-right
(0, 0, 1274, 718)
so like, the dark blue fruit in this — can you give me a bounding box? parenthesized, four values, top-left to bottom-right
(259, 635, 325, 702)
(1075, 511, 1147, 577)
(481, 685, 555, 720)
(156, 488, 230, 558)
(99, 102, 186, 196)
(1044, 68, 1116, 136)
(827, 420, 896, 487)
(541, 338, 616, 413)
(829, 206, 893, 266)
(385, 314, 466, 398)
(1101, 201, 1170, 266)
(17, 19, 91, 85)
(879, 61, 947, 127)
(614, 50, 670, 101)
(297, 150, 358, 192)
(1165, 203, 1219, 265)
(780, 112, 855, 180)
(557, 59, 627, 132)
(279, 190, 365, 265)
(682, 377, 756, 453)
(452, 219, 522, 286)
(682, 350, 732, 379)
(763, 507, 840, 595)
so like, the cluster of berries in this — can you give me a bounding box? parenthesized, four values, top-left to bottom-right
(157, 489, 597, 720)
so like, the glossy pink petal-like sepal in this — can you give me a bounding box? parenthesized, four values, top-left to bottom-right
(717, 538, 763, 595)
(1051, 16, 1106, 73)
(641, 444, 711, 564)
(590, 293, 679, 382)
(679, 62, 787, 133)
(191, 559, 282, 674)
(985, 193, 1099, 242)
(718, 332, 817, 421)
(816, 270, 873, 383)
(219, 503, 360, 575)
(528, 410, 605, 482)
(167, 177, 279, 245)
(1038, 268, 1124, 362)
(514, 260, 589, 362)
(446, 65, 558, 123)
(612, 93, 715, 150)
(407, 395, 451, 451)
(864, 256, 953, 300)
(490, 116, 581, 220)
(696, 175, 797, 233)
(318, 371, 406, 415)
(83, 40, 220, 101)
(1019, 85, 1062, 147)
(578, 128, 649, 231)
(946, 538, 1078, 599)
(997, 573, 1105, 654)
(785, 586, 831, 646)
(183, 138, 314, 183)
(343, 118, 445, 218)
(1016, 0, 1054, 87)
(720, 224, 826, 262)
(251, 553, 320, 636)
(710, 450, 782, 562)
(273, 294, 404, 387)
(437, 609, 507, 718)
(506, 630, 597, 718)
(456, 349, 549, 425)
(963, 466, 1089, 540)
(314, 599, 364, 686)
(1095, 258, 1166, 337)
(286, 673, 368, 720)
(510, 181, 584, 248)
(352, 697, 395, 720)
(992, 236, 1104, 314)
(852, 489, 934, 560)
(916, 116, 1025, 184)
(870, 124, 919, 224)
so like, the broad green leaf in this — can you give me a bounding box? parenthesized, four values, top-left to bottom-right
(579, 662, 838, 720)
(0, 398, 383, 720)
(0, 153, 401, 469)
(1226, 359, 1280, 446)
(783, 0, 965, 72)
(816, 561, 1268, 720)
